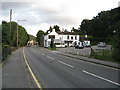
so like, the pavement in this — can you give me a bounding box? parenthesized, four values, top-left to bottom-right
(2, 48, 36, 88)
(56, 47, 120, 69)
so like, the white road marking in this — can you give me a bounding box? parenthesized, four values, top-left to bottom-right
(23, 47, 43, 89)
(82, 70, 120, 86)
(58, 60, 74, 68)
(59, 53, 119, 70)
(51, 51, 60, 53)
(47, 56, 55, 60)
(41, 53, 45, 56)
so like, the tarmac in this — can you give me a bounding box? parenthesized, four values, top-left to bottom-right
(57, 52, 120, 69)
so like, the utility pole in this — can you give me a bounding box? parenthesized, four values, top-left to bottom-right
(10, 9, 12, 46)
(16, 20, 26, 47)
(62, 28, 64, 45)
(16, 22, 18, 47)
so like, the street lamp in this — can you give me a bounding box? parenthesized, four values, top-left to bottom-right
(16, 20, 27, 47)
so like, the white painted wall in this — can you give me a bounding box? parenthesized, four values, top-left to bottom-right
(44, 29, 80, 47)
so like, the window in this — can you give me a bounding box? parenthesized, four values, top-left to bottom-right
(75, 36, 77, 40)
(49, 35, 55, 39)
(67, 35, 69, 39)
(71, 36, 73, 40)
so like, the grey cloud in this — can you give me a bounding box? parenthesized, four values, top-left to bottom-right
(2, 2, 79, 27)
(31, 7, 79, 25)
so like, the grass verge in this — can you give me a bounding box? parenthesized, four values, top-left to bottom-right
(47, 47, 57, 50)
(90, 50, 120, 63)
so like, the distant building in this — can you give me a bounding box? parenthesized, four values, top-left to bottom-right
(44, 29, 80, 47)
(27, 40, 36, 45)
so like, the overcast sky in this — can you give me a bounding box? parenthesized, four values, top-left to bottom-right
(1, 0, 119, 36)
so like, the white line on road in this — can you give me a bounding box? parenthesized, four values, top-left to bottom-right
(41, 53, 45, 56)
(82, 70, 120, 86)
(58, 61, 74, 68)
(23, 47, 43, 89)
(47, 56, 55, 60)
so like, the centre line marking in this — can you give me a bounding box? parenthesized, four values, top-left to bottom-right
(58, 61, 74, 68)
(41, 53, 45, 56)
(82, 70, 120, 86)
(47, 56, 55, 60)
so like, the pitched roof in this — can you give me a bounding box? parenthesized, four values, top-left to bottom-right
(57, 32, 79, 35)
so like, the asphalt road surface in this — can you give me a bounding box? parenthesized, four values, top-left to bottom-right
(22, 46, 120, 88)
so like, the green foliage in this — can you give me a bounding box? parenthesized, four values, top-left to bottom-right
(2, 21, 29, 47)
(80, 7, 120, 62)
(80, 7, 120, 40)
(2, 21, 11, 45)
(36, 30, 44, 46)
(46, 26, 52, 34)
(112, 21, 120, 61)
(29, 34, 36, 41)
(18, 26, 29, 46)
(50, 38, 55, 48)
(64, 29, 69, 32)
(90, 50, 119, 63)
(2, 21, 29, 61)
(71, 27, 81, 35)
(53, 25, 60, 32)
(48, 47, 56, 50)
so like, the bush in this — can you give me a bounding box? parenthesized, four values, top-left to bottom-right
(90, 50, 119, 63)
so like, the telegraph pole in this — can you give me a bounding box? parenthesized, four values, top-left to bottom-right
(16, 20, 27, 47)
(16, 22, 18, 47)
(10, 9, 12, 46)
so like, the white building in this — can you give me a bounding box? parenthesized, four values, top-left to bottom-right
(44, 29, 80, 47)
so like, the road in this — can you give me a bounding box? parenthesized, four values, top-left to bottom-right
(22, 46, 119, 88)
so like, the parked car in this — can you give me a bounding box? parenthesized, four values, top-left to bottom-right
(75, 45, 84, 49)
(55, 43, 66, 48)
(97, 42, 106, 47)
(83, 40, 91, 47)
(27, 44, 31, 47)
(75, 42, 84, 49)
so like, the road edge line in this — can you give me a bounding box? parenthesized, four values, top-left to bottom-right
(23, 47, 43, 89)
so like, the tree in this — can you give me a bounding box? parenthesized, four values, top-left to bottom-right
(18, 26, 29, 46)
(36, 30, 45, 46)
(71, 27, 79, 33)
(53, 25, 60, 32)
(2, 21, 29, 61)
(64, 29, 68, 32)
(112, 21, 120, 61)
(80, 19, 91, 35)
(46, 26, 52, 34)
(2, 21, 29, 47)
(2, 21, 10, 45)
(79, 7, 120, 42)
